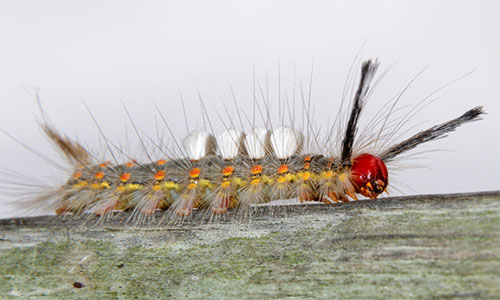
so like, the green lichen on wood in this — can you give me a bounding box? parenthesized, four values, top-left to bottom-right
(1, 192, 499, 299)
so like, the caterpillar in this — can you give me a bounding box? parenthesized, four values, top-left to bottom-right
(3, 59, 484, 224)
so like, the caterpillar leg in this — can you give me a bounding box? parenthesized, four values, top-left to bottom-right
(297, 183, 315, 202)
(212, 193, 233, 214)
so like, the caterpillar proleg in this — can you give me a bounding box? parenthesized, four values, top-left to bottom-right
(2, 59, 485, 224)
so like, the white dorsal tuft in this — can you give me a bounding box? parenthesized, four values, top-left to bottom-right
(243, 128, 270, 159)
(218, 129, 245, 160)
(182, 131, 216, 160)
(270, 127, 304, 159)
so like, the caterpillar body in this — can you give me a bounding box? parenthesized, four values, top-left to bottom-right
(7, 60, 484, 224)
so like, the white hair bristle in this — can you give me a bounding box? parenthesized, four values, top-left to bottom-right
(270, 127, 304, 160)
(182, 131, 216, 160)
(218, 129, 245, 160)
(243, 128, 270, 159)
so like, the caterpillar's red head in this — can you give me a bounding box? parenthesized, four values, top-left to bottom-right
(350, 153, 388, 199)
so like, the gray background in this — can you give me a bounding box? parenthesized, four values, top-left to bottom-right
(1, 0, 499, 218)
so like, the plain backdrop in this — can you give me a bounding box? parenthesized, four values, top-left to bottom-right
(1, 0, 499, 219)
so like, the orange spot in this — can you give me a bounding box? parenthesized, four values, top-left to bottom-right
(120, 173, 131, 182)
(99, 161, 111, 168)
(222, 166, 234, 176)
(154, 170, 166, 180)
(304, 155, 312, 162)
(187, 183, 197, 190)
(73, 172, 82, 180)
(189, 168, 200, 178)
(304, 162, 310, 169)
(95, 171, 104, 179)
(278, 164, 289, 174)
(157, 159, 167, 165)
(251, 165, 263, 174)
(125, 161, 135, 168)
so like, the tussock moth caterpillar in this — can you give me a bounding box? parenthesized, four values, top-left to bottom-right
(0, 59, 485, 225)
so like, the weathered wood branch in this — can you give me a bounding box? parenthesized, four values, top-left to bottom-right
(1, 191, 499, 299)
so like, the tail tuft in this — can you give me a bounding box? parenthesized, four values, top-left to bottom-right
(380, 106, 485, 162)
(40, 124, 92, 166)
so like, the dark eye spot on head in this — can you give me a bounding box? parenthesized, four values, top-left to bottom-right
(73, 281, 85, 288)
